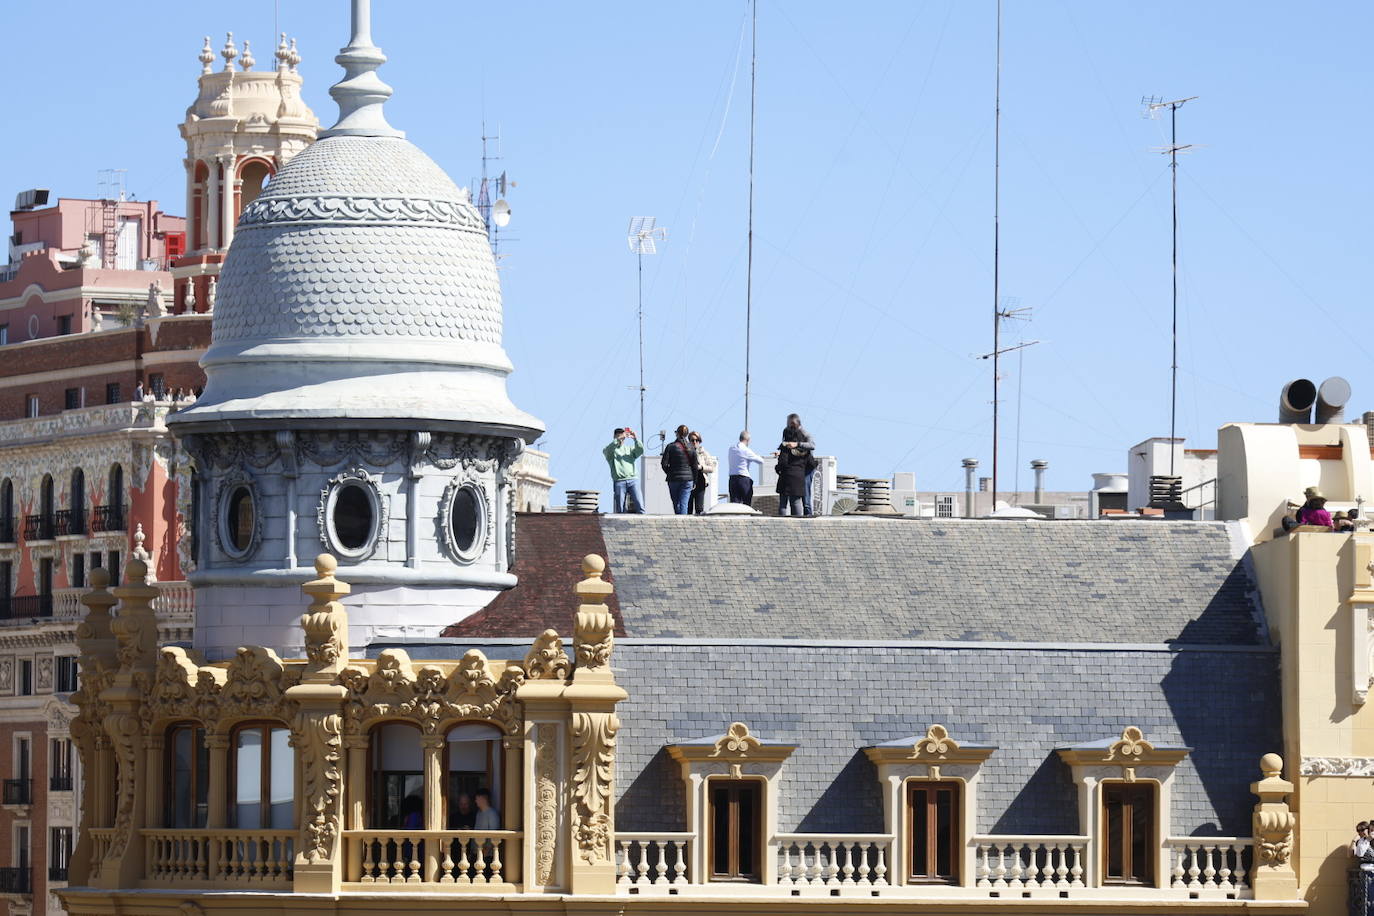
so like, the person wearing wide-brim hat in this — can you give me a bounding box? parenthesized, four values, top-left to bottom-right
(1298, 490, 1334, 529)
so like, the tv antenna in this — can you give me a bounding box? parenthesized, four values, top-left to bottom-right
(628, 217, 668, 483)
(989, 0, 1006, 504)
(743, 0, 758, 433)
(472, 122, 515, 262)
(1142, 94, 1197, 475)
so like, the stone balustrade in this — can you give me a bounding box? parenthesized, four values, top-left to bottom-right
(0, 400, 173, 446)
(616, 833, 694, 886)
(347, 830, 520, 885)
(1166, 837, 1252, 894)
(143, 829, 294, 886)
(775, 834, 891, 888)
(973, 835, 1089, 889)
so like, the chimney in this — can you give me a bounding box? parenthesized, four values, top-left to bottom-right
(961, 458, 979, 519)
(565, 490, 600, 513)
(854, 478, 899, 516)
(1031, 459, 1048, 504)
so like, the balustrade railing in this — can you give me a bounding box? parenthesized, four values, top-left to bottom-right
(347, 830, 520, 885)
(775, 834, 891, 887)
(91, 504, 126, 533)
(973, 835, 1089, 889)
(22, 514, 52, 541)
(616, 833, 694, 886)
(143, 829, 294, 885)
(1166, 838, 1252, 895)
(90, 827, 115, 879)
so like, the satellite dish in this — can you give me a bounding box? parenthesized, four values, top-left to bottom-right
(492, 198, 512, 227)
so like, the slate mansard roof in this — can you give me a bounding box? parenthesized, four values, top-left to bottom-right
(448, 515, 1265, 646)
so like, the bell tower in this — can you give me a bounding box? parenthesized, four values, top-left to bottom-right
(172, 32, 318, 314)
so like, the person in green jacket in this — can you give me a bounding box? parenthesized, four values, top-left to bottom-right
(603, 427, 646, 513)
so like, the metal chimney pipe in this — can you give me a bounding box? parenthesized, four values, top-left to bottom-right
(961, 458, 979, 519)
(1315, 376, 1352, 425)
(565, 490, 600, 513)
(1279, 378, 1317, 424)
(1031, 459, 1048, 504)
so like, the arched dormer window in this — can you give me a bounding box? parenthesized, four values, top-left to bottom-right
(229, 723, 293, 829)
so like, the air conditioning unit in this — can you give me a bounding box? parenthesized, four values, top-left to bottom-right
(936, 496, 955, 519)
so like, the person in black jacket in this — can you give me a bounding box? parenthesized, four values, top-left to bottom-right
(660, 424, 699, 515)
(775, 415, 813, 517)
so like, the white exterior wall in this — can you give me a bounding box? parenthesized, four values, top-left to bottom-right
(1126, 437, 1219, 513)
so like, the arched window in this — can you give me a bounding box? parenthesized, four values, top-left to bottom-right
(70, 468, 85, 535)
(0, 479, 13, 542)
(237, 159, 273, 216)
(370, 723, 423, 829)
(192, 161, 209, 250)
(166, 723, 209, 828)
(445, 723, 503, 829)
(230, 723, 293, 829)
(40, 475, 53, 520)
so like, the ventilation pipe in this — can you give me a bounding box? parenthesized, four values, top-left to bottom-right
(1031, 459, 1048, 504)
(961, 458, 979, 519)
(565, 490, 600, 513)
(1315, 376, 1352, 425)
(1279, 378, 1317, 424)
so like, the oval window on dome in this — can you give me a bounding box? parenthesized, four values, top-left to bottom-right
(223, 485, 255, 557)
(448, 484, 485, 562)
(331, 483, 376, 553)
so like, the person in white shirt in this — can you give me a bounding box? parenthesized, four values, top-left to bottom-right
(473, 788, 501, 831)
(727, 431, 768, 507)
(1354, 821, 1374, 871)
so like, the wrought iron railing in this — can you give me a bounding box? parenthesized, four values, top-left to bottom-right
(22, 514, 53, 541)
(0, 596, 53, 621)
(0, 867, 30, 893)
(48, 865, 68, 882)
(2, 779, 32, 805)
(53, 508, 85, 536)
(91, 504, 126, 532)
(50, 774, 73, 792)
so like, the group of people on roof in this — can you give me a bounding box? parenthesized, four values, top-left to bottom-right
(602, 413, 819, 516)
(1282, 487, 1358, 533)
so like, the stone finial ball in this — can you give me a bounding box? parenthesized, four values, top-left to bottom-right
(89, 567, 110, 588)
(126, 557, 148, 581)
(315, 553, 338, 577)
(1260, 752, 1283, 777)
(582, 554, 606, 577)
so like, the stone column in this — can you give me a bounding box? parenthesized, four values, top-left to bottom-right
(68, 567, 119, 885)
(565, 555, 627, 895)
(182, 157, 196, 255)
(344, 736, 368, 881)
(143, 734, 166, 828)
(1251, 753, 1298, 899)
(205, 734, 230, 829)
(206, 165, 220, 250)
(219, 154, 238, 249)
(288, 554, 351, 893)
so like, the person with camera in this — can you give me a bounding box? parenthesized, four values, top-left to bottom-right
(660, 424, 699, 515)
(602, 427, 646, 513)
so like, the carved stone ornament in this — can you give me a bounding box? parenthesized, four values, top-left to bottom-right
(335, 647, 523, 736)
(300, 554, 350, 681)
(571, 712, 619, 865)
(1252, 753, 1296, 867)
(523, 629, 570, 681)
(573, 555, 615, 673)
(293, 708, 343, 864)
(534, 723, 559, 886)
(1107, 726, 1153, 761)
(220, 646, 295, 723)
(438, 477, 490, 564)
(239, 194, 487, 232)
(712, 722, 762, 758)
(915, 724, 957, 756)
(1299, 756, 1374, 777)
(35, 656, 52, 692)
(0, 658, 14, 693)
(298, 430, 407, 470)
(317, 467, 387, 560)
(212, 468, 262, 560)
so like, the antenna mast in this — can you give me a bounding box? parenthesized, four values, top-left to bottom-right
(990, 0, 1003, 505)
(628, 218, 668, 483)
(1143, 94, 1197, 475)
(473, 122, 514, 260)
(744, 0, 757, 433)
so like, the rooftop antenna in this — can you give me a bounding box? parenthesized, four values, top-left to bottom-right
(1142, 94, 1197, 476)
(990, 0, 1004, 504)
(628, 217, 668, 484)
(473, 123, 515, 261)
(743, 0, 757, 433)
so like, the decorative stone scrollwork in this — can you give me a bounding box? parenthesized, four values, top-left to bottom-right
(293, 709, 343, 864)
(1252, 753, 1296, 870)
(438, 477, 490, 564)
(220, 646, 293, 724)
(300, 554, 350, 681)
(534, 723, 559, 886)
(335, 647, 524, 736)
(1106, 725, 1153, 761)
(570, 712, 618, 865)
(1300, 756, 1374, 776)
(523, 630, 570, 681)
(915, 724, 957, 756)
(298, 430, 408, 470)
(212, 468, 262, 560)
(239, 194, 486, 232)
(711, 722, 762, 759)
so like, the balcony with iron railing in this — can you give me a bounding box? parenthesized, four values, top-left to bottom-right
(0, 867, 30, 894)
(48, 865, 68, 883)
(0, 595, 53, 621)
(2, 779, 32, 806)
(22, 514, 53, 542)
(53, 508, 85, 537)
(50, 774, 73, 792)
(90, 504, 126, 533)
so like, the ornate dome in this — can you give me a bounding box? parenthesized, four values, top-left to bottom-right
(176, 9, 540, 437)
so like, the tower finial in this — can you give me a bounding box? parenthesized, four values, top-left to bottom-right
(240, 39, 255, 71)
(321, 0, 404, 138)
(276, 33, 290, 72)
(199, 36, 215, 74)
(221, 32, 238, 72)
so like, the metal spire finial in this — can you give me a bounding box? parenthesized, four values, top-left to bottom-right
(321, 0, 404, 138)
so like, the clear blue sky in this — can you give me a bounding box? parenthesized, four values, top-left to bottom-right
(4, 2, 1370, 500)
